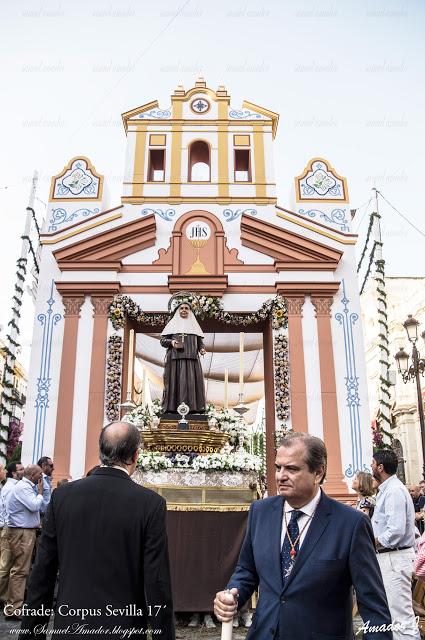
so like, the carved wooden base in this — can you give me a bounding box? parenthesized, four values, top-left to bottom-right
(141, 427, 229, 454)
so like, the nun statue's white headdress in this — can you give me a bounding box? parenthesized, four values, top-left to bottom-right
(161, 303, 204, 338)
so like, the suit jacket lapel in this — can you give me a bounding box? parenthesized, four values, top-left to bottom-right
(282, 490, 332, 592)
(268, 496, 285, 592)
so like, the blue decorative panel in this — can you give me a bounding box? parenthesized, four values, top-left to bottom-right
(140, 208, 176, 222)
(334, 280, 368, 478)
(48, 207, 100, 232)
(137, 108, 171, 119)
(222, 208, 258, 222)
(52, 158, 101, 199)
(296, 158, 348, 202)
(298, 208, 349, 232)
(229, 109, 265, 120)
(32, 281, 62, 463)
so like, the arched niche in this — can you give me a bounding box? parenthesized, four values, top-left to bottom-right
(172, 210, 225, 275)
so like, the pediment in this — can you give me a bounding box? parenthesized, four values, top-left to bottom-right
(54, 215, 156, 270)
(240, 214, 342, 271)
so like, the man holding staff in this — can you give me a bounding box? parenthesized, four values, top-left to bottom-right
(214, 432, 392, 640)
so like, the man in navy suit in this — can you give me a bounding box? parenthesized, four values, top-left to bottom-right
(214, 432, 393, 640)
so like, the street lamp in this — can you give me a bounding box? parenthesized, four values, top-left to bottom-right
(394, 315, 425, 479)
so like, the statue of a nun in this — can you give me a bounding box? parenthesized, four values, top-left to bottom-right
(160, 302, 206, 413)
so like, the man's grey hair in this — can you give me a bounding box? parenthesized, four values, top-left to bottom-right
(99, 422, 141, 467)
(278, 432, 327, 485)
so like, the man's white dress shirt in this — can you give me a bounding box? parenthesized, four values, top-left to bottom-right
(8, 477, 43, 528)
(280, 488, 322, 549)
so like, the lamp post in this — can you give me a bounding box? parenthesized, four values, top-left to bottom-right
(394, 315, 425, 479)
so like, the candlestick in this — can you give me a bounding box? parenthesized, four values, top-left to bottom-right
(221, 620, 233, 640)
(224, 369, 229, 409)
(127, 329, 135, 398)
(239, 332, 244, 397)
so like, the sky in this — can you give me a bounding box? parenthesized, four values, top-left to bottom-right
(1, 0, 424, 368)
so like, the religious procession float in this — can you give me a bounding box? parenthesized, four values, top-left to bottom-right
(110, 291, 283, 513)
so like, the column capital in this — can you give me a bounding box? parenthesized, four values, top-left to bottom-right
(91, 296, 113, 316)
(62, 296, 84, 317)
(311, 296, 333, 317)
(285, 296, 305, 316)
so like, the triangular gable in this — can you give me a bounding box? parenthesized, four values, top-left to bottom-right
(240, 214, 342, 271)
(54, 215, 156, 270)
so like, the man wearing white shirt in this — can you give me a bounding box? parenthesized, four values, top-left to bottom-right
(0, 464, 7, 537)
(372, 448, 420, 640)
(0, 462, 24, 605)
(3, 464, 43, 620)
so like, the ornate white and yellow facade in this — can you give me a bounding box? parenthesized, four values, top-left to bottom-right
(22, 79, 371, 499)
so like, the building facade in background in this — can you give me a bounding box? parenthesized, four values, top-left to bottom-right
(21, 78, 372, 497)
(362, 277, 425, 483)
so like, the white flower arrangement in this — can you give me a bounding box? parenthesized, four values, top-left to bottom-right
(205, 404, 248, 446)
(137, 450, 262, 473)
(138, 451, 172, 471)
(126, 399, 163, 430)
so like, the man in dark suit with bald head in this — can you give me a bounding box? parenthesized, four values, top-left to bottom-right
(21, 421, 174, 639)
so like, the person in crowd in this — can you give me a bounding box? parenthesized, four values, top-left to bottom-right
(0, 461, 24, 603)
(2, 464, 43, 621)
(408, 484, 425, 535)
(214, 432, 392, 640)
(21, 421, 174, 640)
(414, 527, 425, 581)
(0, 463, 7, 528)
(187, 612, 216, 629)
(36, 457, 54, 516)
(352, 471, 376, 518)
(408, 484, 422, 507)
(419, 480, 425, 496)
(55, 479, 68, 488)
(372, 448, 420, 640)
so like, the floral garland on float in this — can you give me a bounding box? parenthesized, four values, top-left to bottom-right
(105, 335, 123, 422)
(108, 293, 288, 330)
(273, 333, 291, 444)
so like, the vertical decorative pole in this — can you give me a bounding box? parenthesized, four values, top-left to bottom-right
(0, 171, 38, 462)
(372, 188, 391, 436)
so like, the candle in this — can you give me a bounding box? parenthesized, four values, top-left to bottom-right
(127, 329, 135, 397)
(224, 369, 229, 409)
(142, 367, 146, 405)
(239, 332, 244, 396)
(221, 620, 233, 640)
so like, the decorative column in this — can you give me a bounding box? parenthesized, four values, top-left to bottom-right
(286, 296, 308, 433)
(53, 296, 84, 483)
(263, 318, 277, 496)
(311, 296, 347, 495)
(84, 296, 113, 473)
